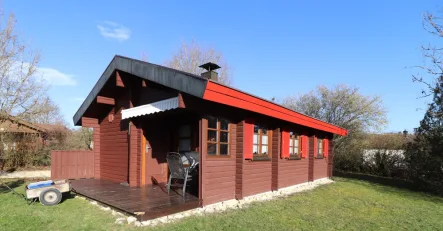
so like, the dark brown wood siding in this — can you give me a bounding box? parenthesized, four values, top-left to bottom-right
(314, 158, 328, 180)
(129, 123, 141, 186)
(93, 126, 101, 179)
(235, 121, 244, 199)
(271, 128, 280, 191)
(308, 136, 314, 182)
(327, 139, 334, 177)
(51, 150, 94, 180)
(143, 123, 170, 184)
(99, 107, 129, 183)
(313, 136, 331, 180)
(201, 119, 237, 206)
(278, 158, 309, 188)
(243, 160, 272, 196)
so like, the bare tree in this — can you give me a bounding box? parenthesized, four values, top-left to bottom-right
(281, 85, 387, 172)
(165, 40, 233, 85)
(0, 12, 59, 122)
(413, 11, 443, 99)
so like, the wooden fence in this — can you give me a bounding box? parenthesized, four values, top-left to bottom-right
(51, 150, 94, 180)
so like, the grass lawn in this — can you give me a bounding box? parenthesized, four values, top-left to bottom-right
(1, 177, 443, 231)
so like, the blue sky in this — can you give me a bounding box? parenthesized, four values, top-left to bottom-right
(3, 1, 441, 132)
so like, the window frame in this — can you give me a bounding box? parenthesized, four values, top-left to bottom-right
(289, 132, 301, 159)
(206, 117, 230, 157)
(317, 138, 324, 159)
(253, 125, 270, 157)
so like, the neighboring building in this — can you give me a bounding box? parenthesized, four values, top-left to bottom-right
(0, 116, 47, 151)
(70, 55, 347, 207)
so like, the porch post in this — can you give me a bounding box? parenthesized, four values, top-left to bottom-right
(327, 136, 334, 178)
(199, 118, 208, 204)
(271, 127, 280, 191)
(308, 135, 315, 182)
(129, 122, 141, 187)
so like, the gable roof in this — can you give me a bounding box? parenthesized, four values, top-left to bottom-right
(74, 55, 347, 136)
(73, 55, 208, 126)
(0, 116, 47, 134)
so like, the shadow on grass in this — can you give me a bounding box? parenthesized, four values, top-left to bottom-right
(0, 179, 25, 193)
(61, 192, 76, 203)
(334, 171, 443, 203)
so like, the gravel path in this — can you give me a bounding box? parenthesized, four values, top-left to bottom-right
(0, 170, 50, 178)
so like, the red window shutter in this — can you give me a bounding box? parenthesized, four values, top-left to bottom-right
(301, 135, 308, 158)
(314, 136, 318, 158)
(324, 139, 329, 157)
(281, 130, 290, 159)
(243, 121, 254, 160)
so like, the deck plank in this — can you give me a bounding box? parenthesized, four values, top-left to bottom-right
(71, 179, 200, 221)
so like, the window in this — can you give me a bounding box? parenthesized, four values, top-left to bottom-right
(178, 125, 191, 151)
(207, 117, 230, 156)
(317, 138, 324, 158)
(253, 125, 269, 156)
(289, 132, 300, 158)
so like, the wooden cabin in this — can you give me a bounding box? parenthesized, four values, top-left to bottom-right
(66, 55, 347, 220)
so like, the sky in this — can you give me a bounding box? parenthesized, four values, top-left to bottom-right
(3, 1, 442, 132)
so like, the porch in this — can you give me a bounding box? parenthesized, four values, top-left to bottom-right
(71, 179, 200, 221)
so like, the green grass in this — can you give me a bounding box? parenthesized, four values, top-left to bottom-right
(1, 178, 443, 231)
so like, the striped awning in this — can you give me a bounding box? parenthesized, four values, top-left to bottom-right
(121, 97, 179, 119)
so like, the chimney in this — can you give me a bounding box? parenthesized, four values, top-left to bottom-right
(199, 62, 220, 82)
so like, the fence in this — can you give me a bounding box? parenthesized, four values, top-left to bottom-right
(51, 150, 94, 180)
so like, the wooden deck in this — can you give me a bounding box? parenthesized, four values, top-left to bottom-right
(70, 179, 200, 221)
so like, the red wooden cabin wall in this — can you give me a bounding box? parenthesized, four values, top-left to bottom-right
(200, 119, 237, 206)
(99, 107, 130, 183)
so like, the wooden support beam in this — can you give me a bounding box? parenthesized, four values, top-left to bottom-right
(81, 117, 99, 128)
(96, 96, 115, 106)
(178, 93, 186, 108)
(116, 71, 125, 87)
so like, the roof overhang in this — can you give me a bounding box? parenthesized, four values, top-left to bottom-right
(73, 55, 347, 136)
(121, 97, 180, 119)
(203, 81, 348, 136)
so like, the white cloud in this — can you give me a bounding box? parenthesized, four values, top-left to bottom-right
(97, 21, 131, 42)
(38, 67, 77, 86)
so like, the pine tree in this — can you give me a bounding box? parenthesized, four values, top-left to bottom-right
(405, 75, 443, 191)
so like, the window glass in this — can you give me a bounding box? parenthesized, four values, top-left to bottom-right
(220, 144, 228, 155)
(208, 143, 217, 155)
(253, 134, 259, 144)
(220, 132, 229, 143)
(253, 145, 258, 154)
(261, 145, 268, 155)
(206, 117, 230, 156)
(179, 139, 191, 151)
(262, 135, 268, 145)
(289, 132, 301, 158)
(317, 138, 324, 158)
(253, 125, 270, 156)
(220, 119, 229, 130)
(208, 130, 217, 142)
(208, 117, 217, 129)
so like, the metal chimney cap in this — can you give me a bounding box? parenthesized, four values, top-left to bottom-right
(199, 62, 221, 72)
